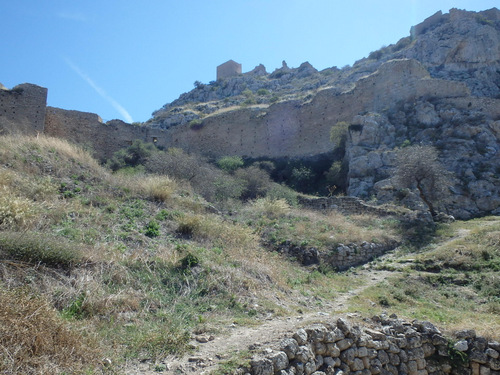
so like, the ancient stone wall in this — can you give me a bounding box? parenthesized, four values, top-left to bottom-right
(0, 83, 47, 136)
(45, 107, 168, 161)
(249, 316, 500, 375)
(159, 59, 471, 160)
(297, 196, 391, 217)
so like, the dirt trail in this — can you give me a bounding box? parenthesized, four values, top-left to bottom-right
(124, 265, 394, 374)
(124, 220, 496, 374)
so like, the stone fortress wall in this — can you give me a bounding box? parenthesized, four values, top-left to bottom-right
(157, 59, 477, 160)
(0, 58, 494, 163)
(248, 316, 500, 375)
(0, 83, 47, 136)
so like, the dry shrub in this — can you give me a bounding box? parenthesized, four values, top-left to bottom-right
(0, 188, 34, 228)
(0, 231, 85, 268)
(112, 174, 178, 202)
(138, 175, 177, 202)
(0, 168, 15, 188)
(251, 198, 291, 219)
(0, 288, 99, 374)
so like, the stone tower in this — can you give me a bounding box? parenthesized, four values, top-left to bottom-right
(216, 60, 242, 80)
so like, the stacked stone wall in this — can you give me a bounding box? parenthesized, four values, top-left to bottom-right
(44, 107, 169, 160)
(298, 196, 391, 217)
(249, 316, 500, 375)
(0, 83, 47, 136)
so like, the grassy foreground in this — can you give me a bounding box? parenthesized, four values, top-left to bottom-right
(0, 135, 497, 374)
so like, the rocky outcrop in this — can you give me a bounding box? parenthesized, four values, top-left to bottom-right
(247, 315, 500, 375)
(345, 97, 500, 219)
(400, 8, 500, 98)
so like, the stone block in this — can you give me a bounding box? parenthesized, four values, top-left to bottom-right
(271, 351, 290, 372)
(281, 338, 300, 360)
(250, 357, 274, 375)
(337, 338, 354, 351)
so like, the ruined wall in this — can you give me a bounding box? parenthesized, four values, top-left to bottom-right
(0, 83, 47, 136)
(160, 59, 471, 159)
(249, 316, 500, 375)
(45, 107, 168, 161)
(297, 196, 394, 217)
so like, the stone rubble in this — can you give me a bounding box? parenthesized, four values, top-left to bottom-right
(247, 315, 500, 375)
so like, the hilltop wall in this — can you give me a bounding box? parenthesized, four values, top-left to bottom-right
(160, 59, 470, 159)
(0, 83, 47, 136)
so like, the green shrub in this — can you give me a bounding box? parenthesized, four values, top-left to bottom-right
(256, 88, 270, 96)
(265, 184, 298, 206)
(217, 156, 244, 173)
(179, 253, 200, 270)
(107, 140, 157, 171)
(324, 160, 348, 192)
(330, 121, 350, 150)
(144, 220, 160, 238)
(235, 166, 272, 200)
(0, 232, 84, 268)
(251, 198, 291, 219)
(189, 119, 203, 130)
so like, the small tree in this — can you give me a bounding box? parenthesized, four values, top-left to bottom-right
(393, 145, 453, 217)
(330, 121, 350, 151)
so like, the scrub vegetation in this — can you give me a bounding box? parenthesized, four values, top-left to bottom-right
(0, 135, 497, 374)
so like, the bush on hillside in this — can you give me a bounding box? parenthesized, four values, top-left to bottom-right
(107, 140, 158, 171)
(217, 155, 244, 173)
(235, 166, 272, 200)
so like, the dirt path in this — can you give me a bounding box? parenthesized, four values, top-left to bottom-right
(124, 219, 494, 374)
(123, 265, 394, 374)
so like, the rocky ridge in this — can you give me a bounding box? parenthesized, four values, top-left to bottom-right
(149, 8, 500, 129)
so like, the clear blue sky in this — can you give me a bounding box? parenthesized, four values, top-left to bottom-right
(1, 1, 498, 122)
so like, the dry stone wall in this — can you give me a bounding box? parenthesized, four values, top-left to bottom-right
(248, 316, 500, 375)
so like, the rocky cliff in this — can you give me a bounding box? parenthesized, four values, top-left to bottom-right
(145, 8, 500, 219)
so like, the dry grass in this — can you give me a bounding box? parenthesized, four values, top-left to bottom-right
(113, 174, 178, 202)
(0, 135, 107, 180)
(0, 287, 101, 374)
(0, 188, 35, 228)
(250, 197, 291, 219)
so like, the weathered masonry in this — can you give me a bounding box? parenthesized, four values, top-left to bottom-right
(216, 59, 242, 80)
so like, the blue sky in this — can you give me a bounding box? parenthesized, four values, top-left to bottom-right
(1, 1, 498, 122)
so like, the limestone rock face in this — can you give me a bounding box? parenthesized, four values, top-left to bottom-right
(397, 8, 500, 98)
(345, 97, 500, 219)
